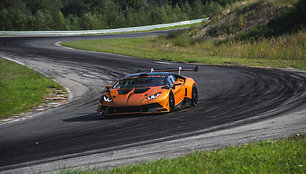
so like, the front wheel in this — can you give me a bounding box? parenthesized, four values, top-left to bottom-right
(98, 111, 107, 119)
(98, 109, 110, 119)
(191, 85, 198, 106)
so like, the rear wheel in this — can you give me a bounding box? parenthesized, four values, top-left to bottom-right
(191, 85, 198, 106)
(169, 91, 175, 112)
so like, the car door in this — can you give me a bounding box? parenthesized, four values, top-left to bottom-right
(167, 75, 184, 105)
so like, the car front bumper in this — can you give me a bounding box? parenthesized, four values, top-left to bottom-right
(98, 103, 169, 116)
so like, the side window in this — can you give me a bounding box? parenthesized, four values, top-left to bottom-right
(167, 75, 177, 86)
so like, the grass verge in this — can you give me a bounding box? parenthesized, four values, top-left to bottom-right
(62, 32, 306, 69)
(0, 58, 64, 119)
(60, 133, 305, 173)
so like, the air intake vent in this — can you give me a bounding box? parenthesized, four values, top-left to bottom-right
(134, 88, 150, 94)
(118, 89, 133, 95)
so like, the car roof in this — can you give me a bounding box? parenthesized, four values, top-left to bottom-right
(123, 72, 175, 79)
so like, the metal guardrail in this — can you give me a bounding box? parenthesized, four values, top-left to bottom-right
(0, 18, 206, 36)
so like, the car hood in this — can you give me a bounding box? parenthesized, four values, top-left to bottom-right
(108, 86, 164, 106)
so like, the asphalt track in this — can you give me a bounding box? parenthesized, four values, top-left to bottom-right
(0, 31, 305, 173)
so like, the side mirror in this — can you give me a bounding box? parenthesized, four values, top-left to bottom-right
(106, 85, 112, 89)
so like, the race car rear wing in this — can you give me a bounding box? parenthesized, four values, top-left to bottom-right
(138, 65, 198, 75)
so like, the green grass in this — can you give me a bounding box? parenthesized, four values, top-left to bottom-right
(62, 30, 306, 69)
(0, 58, 64, 119)
(60, 133, 305, 173)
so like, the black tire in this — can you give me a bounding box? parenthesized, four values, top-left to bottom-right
(102, 115, 111, 119)
(98, 111, 106, 119)
(169, 91, 175, 112)
(101, 114, 111, 119)
(191, 85, 198, 106)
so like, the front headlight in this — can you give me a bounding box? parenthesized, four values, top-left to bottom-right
(103, 96, 112, 102)
(147, 92, 161, 100)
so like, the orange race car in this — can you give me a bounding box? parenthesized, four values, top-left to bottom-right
(97, 66, 198, 117)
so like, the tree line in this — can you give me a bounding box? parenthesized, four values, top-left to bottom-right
(0, 0, 243, 31)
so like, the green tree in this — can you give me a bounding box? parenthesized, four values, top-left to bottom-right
(66, 14, 80, 30)
(0, 0, 238, 31)
(33, 10, 53, 30)
(150, 6, 169, 24)
(80, 12, 104, 30)
(53, 11, 67, 30)
(191, 0, 203, 18)
(0, 9, 11, 30)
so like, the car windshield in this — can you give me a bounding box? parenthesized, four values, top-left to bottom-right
(113, 76, 166, 89)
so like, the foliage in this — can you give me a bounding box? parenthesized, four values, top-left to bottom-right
(0, 0, 245, 31)
(60, 0, 306, 70)
(106, 0, 306, 69)
(216, 31, 306, 60)
(231, 0, 306, 41)
(176, 0, 305, 43)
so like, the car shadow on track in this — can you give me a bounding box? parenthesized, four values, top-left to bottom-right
(63, 112, 162, 122)
(62, 113, 101, 122)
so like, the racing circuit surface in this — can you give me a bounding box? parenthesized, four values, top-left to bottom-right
(0, 31, 305, 173)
